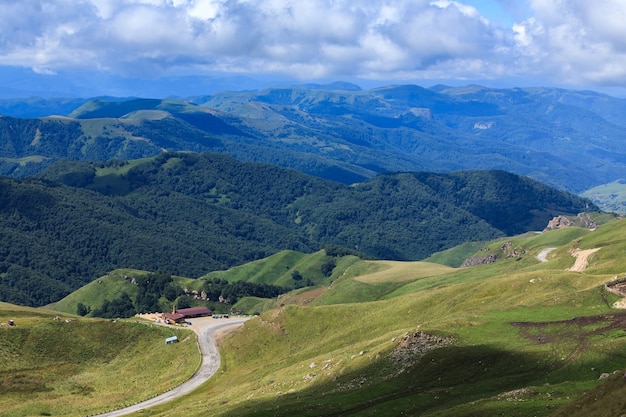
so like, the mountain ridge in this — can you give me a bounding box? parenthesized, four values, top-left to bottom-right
(1, 84, 625, 192)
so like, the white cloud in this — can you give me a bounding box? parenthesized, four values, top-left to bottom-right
(515, 0, 626, 85)
(0, 0, 625, 89)
(431, 0, 489, 24)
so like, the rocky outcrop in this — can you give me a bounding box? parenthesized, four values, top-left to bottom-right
(390, 331, 453, 373)
(461, 254, 498, 267)
(545, 213, 598, 231)
(578, 213, 598, 229)
(546, 215, 573, 230)
(500, 241, 526, 258)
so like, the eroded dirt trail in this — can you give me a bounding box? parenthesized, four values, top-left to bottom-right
(569, 248, 600, 272)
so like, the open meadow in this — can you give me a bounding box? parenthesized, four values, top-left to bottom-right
(0, 304, 198, 417)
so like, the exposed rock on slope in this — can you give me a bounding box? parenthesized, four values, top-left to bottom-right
(461, 254, 498, 267)
(390, 331, 453, 373)
(546, 213, 598, 230)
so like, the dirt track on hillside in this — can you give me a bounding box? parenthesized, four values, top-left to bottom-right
(513, 312, 626, 364)
(569, 248, 600, 272)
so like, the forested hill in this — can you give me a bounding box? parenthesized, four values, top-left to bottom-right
(0, 151, 595, 307)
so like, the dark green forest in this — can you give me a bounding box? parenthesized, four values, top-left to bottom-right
(0, 151, 595, 307)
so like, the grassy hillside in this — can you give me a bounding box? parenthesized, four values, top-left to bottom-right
(209, 250, 364, 313)
(581, 180, 626, 214)
(48, 268, 230, 318)
(0, 303, 198, 417)
(202, 249, 355, 288)
(134, 218, 626, 417)
(47, 269, 148, 315)
(7, 218, 626, 416)
(47, 249, 375, 317)
(203, 250, 313, 285)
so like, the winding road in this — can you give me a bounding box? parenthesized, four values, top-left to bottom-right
(93, 317, 248, 417)
(536, 247, 556, 262)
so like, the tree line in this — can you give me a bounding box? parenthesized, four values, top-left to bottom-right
(84, 272, 291, 318)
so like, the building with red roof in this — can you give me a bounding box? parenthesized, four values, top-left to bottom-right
(162, 306, 212, 323)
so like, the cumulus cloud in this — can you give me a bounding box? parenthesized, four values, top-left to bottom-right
(514, 0, 626, 85)
(0, 0, 625, 88)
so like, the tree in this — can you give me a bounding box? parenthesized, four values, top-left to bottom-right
(292, 270, 303, 281)
(320, 257, 336, 277)
(76, 302, 90, 316)
(175, 296, 191, 309)
(91, 292, 135, 318)
(163, 283, 181, 302)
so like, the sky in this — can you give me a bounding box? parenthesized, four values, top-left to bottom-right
(1, 0, 626, 97)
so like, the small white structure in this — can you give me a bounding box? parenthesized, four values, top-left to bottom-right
(165, 336, 178, 344)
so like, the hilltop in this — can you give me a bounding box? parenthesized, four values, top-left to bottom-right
(1, 84, 626, 192)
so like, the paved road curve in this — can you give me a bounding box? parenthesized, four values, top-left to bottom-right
(536, 247, 556, 263)
(93, 317, 248, 417)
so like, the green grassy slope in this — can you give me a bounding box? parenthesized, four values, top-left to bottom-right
(47, 269, 145, 315)
(138, 218, 626, 417)
(48, 269, 201, 317)
(0, 303, 198, 417)
(201, 250, 361, 313)
(216, 249, 353, 287)
(203, 250, 315, 286)
(581, 180, 626, 214)
(47, 249, 373, 317)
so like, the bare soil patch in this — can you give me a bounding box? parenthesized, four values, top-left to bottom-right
(512, 313, 626, 364)
(569, 248, 600, 272)
(513, 314, 626, 344)
(279, 287, 328, 306)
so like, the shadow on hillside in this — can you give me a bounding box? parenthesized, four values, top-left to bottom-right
(216, 341, 617, 417)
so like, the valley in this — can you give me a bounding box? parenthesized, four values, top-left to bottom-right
(0, 152, 595, 308)
(1, 83, 626, 416)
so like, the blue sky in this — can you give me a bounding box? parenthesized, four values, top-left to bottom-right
(464, 0, 527, 26)
(1, 0, 625, 97)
